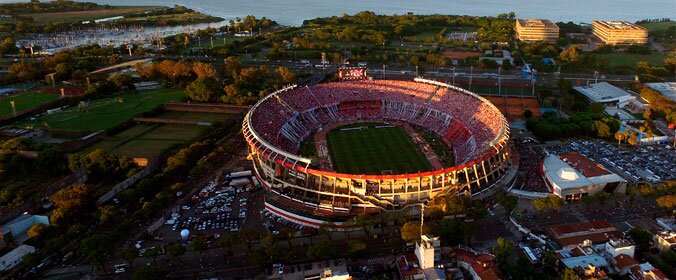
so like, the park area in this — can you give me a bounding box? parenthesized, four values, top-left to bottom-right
(18, 88, 185, 133)
(326, 123, 432, 174)
(0, 91, 60, 117)
(25, 6, 162, 25)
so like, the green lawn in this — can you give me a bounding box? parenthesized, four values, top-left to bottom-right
(326, 123, 432, 174)
(0, 92, 59, 117)
(639, 21, 675, 33)
(156, 111, 232, 122)
(19, 88, 185, 132)
(26, 6, 162, 25)
(596, 52, 667, 68)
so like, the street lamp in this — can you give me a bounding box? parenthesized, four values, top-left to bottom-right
(594, 70, 599, 83)
(498, 66, 502, 96)
(531, 69, 538, 97)
(469, 66, 474, 91)
(452, 67, 456, 85)
(383, 64, 386, 79)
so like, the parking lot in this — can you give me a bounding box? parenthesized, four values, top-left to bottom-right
(544, 139, 676, 185)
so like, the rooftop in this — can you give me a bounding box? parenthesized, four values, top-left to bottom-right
(516, 19, 559, 29)
(607, 238, 634, 249)
(543, 152, 625, 190)
(396, 254, 425, 278)
(574, 82, 635, 103)
(593, 20, 647, 31)
(548, 220, 623, 247)
(614, 254, 638, 270)
(645, 82, 676, 102)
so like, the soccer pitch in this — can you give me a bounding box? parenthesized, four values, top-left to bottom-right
(326, 123, 432, 175)
(18, 89, 184, 132)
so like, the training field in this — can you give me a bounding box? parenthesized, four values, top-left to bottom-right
(19, 89, 184, 132)
(86, 111, 234, 158)
(326, 123, 432, 175)
(0, 92, 59, 117)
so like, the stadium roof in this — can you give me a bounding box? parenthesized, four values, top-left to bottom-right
(574, 82, 635, 103)
(543, 152, 624, 190)
(645, 82, 676, 102)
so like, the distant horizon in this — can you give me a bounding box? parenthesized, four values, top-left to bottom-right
(0, 0, 672, 26)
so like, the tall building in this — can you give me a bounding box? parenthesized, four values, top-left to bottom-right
(592, 20, 648, 45)
(515, 19, 560, 43)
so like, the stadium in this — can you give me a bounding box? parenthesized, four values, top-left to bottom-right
(243, 76, 511, 228)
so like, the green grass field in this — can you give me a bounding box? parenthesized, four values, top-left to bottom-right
(19, 88, 184, 132)
(26, 6, 162, 25)
(327, 123, 432, 174)
(0, 92, 59, 117)
(85, 111, 233, 158)
(639, 21, 676, 33)
(596, 52, 667, 68)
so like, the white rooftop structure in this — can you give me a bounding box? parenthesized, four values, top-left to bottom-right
(543, 154, 625, 190)
(0, 245, 35, 271)
(645, 82, 676, 102)
(574, 82, 635, 103)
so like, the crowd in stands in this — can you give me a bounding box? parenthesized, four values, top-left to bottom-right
(513, 139, 549, 193)
(250, 79, 506, 165)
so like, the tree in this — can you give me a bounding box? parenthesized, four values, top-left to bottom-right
(122, 247, 139, 269)
(318, 222, 335, 241)
(559, 45, 580, 66)
(144, 247, 161, 266)
(35, 146, 67, 176)
(560, 268, 579, 280)
(191, 238, 207, 261)
(594, 120, 611, 138)
(401, 222, 425, 242)
(492, 237, 513, 267)
(657, 194, 676, 209)
(353, 213, 375, 237)
(348, 240, 367, 258)
(192, 62, 217, 79)
(80, 234, 113, 270)
(275, 67, 297, 84)
(307, 240, 337, 260)
(628, 227, 652, 249)
(27, 223, 48, 240)
(186, 77, 220, 102)
(131, 265, 162, 280)
(50, 183, 93, 227)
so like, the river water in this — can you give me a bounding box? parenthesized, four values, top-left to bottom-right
(1, 0, 673, 26)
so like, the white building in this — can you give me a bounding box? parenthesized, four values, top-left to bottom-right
(604, 238, 635, 258)
(542, 152, 627, 201)
(653, 231, 676, 252)
(645, 82, 676, 102)
(415, 234, 440, 269)
(574, 82, 636, 104)
(0, 245, 35, 271)
(0, 214, 50, 244)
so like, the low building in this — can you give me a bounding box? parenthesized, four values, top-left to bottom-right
(656, 217, 676, 231)
(645, 82, 676, 103)
(592, 20, 648, 45)
(396, 254, 425, 280)
(542, 152, 627, 201)
(556, 245, 610, 279)
(0, 214, 50, 244)
(629, 263, 669, 280)
(612, 254, 638, 276)
(548, 220, 623, 249)
(0, 245, 35, 272)
(653, 230, 676, 252)
(515, 19, 560, 43)
(604, 238, 635, 258)
(452, 246, 504, 280)
(0, 88, 18, 97)
(574, 82, 636, 105)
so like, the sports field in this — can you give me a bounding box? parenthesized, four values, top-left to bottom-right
(85, 111, 233, 158)
(0, 92, 59, 117)
(326, 123, 432, 174)
(19, 89, 185, 132)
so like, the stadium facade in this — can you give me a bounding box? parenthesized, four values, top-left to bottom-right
(243, 78, 511, 227)
(542, 152, 626, 202)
